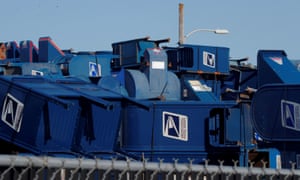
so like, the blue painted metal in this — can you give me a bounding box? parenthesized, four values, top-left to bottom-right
(19, 40, 38, 62)
(257, 50, 300, 86)
(181, 75, 220, 102)
(38, 37, 65, 62)
(20, 63, 62, 77)
(174, 44, 229, 74)
(0, 74, 123, 157)
(222, 59, 257, 101)
(0, 76, 75, 154)
(98, 75, 128, 96)
(252, 84, 300, 141)
(68, 51, 116, 83)
(50, 78, 123, 156)
(5, 41, 20, 59)
(143, 48, 169, 98)
(121, 101, 235, 163)
(3, 35, 300, 169)
(111, 37, 169, 68)
(116, 40, 238, 164)
(124, 48, 180, 100)
(252, 50, 300, 141)
(249, 50, 300, 168)
(111, 37, 156, 68)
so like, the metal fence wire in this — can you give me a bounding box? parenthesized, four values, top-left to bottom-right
(0, 155, 299, 180)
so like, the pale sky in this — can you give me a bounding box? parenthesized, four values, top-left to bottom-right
(2, 0, 300, 64)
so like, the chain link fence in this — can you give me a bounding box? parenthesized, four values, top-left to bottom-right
(0, 155, 299, 180)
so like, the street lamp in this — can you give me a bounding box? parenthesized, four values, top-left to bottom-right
(182, 28, 229, 44)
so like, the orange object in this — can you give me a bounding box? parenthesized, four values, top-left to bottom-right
(0, 43, 6, 60)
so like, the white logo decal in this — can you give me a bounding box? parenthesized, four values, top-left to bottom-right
(1, 93, 24, 132)
(163, 111, 188, 141)
(89, 62, 101, 77)
(203, 51, 215, 68)
(281, 100, 300, 131)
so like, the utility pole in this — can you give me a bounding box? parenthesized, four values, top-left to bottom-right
(179, 3, 184, 45)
